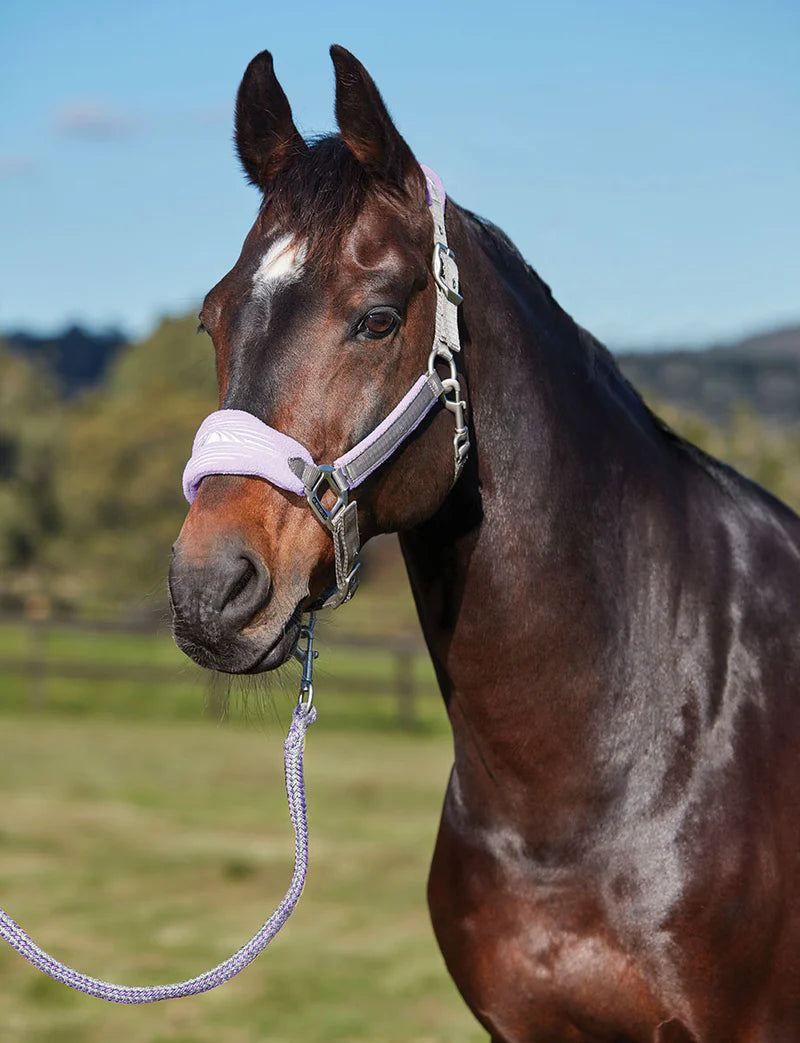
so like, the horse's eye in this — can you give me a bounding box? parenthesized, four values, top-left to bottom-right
(359, 309, 399, 340)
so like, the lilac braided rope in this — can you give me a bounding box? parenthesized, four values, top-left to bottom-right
(0, 702, 316, 1003)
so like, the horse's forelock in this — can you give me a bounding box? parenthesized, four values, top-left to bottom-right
(261, 135, 425, 272)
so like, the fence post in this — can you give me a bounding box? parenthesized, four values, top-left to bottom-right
(393, 641, 417, 730)
(24, 594, 51, 711)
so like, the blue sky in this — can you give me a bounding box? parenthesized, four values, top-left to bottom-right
(2, 0, 798, 348)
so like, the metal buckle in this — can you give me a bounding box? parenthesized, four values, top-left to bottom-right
(306, 465, 349, 531)
(340, 560, 361, 605)
(432, 242, 464, 307)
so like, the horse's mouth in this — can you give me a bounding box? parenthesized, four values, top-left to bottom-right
(174, 603, 304, 675)
(240, 605, 304, 673)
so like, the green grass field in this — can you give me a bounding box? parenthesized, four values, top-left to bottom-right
(0, 713, 483, 1042)
(0, 583, 486, 1042)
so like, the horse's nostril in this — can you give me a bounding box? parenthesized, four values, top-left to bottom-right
(225, 557, 257, 606)
(169, 542, 273, 647)
(219, 552, 271, 628)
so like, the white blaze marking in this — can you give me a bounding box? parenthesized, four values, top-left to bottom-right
(252, 234, 307, 296)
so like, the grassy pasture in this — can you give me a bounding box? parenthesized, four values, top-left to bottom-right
(0, 584, 483, 1041)
(0, 713, 483, 1042)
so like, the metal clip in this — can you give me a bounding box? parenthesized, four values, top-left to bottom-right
(427, 346, 470, 480)
(292, 612, 318, 710)
(432, 242, 464, 307)
(453, 425, 470, 478)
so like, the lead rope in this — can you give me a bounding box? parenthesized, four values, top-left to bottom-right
(0, 614, 319, 1004)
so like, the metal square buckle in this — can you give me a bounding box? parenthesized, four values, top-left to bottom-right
(306, 465, 349, 530)
(432, 242, 464, 307)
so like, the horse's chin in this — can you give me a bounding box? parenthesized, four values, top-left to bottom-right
(174, 605, 303, 674)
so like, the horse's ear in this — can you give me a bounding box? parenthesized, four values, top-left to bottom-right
(235, 50, 307, 191)
(330, 45, 424, 196)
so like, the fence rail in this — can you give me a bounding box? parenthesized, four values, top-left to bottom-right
(0, 615, 430, 729)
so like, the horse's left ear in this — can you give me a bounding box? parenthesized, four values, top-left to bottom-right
(330, 45, 424, 196)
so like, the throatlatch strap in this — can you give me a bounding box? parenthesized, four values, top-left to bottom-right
(421, 166, 468, 482)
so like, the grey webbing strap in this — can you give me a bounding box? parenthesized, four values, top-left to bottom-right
(289, 458, 320, 491)
(425, 174, 468, 483)
(290, 372, 444, 610)
(290, 372, 444, 495)
(338, 372, 444, 488)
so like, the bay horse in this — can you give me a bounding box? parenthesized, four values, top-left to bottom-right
(169, 46, 800, 1041)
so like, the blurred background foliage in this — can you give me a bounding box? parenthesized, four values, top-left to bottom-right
(1, 318, 217, 615)
(0, 317, 798, 619)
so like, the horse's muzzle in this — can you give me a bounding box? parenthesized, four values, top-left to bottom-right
(169, 538, 293, 673)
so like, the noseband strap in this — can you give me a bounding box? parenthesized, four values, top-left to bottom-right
(181, 166, 468, 610)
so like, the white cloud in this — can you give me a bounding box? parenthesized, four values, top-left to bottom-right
(54, 100, 142, 141)
(0, 156, 35, 180)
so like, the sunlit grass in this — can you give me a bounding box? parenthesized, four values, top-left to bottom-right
(0, 715, 481, 1042)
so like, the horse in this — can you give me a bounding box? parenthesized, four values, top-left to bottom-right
(169, 46, 800, 1041)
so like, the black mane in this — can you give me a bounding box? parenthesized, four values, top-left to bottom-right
(459, 206, 798, 519)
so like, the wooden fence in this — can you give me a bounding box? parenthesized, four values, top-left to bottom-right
(0, 615, 429, 729)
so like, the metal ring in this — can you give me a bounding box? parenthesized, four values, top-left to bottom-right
(298, 682, 314, 711)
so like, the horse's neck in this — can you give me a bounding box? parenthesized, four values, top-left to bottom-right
(400, 208, 683, 841)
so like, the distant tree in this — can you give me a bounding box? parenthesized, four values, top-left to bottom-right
(49, 315, 217, 614)
(649, 398, 800, 514)
(5, 325, 126, 396)
(0, 342, 62, 606)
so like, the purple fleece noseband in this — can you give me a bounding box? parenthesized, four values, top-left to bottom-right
(183, 410, 313, 500)
(182, 373, 440, 505)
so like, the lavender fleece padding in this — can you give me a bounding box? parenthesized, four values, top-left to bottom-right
(183, 409, 314, 502)
(183, 376, 442, 502)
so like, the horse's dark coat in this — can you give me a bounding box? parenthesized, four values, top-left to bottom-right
(170, 47, 800, 1041)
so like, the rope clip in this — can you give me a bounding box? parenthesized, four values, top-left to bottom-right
(292, 612, 318, 711)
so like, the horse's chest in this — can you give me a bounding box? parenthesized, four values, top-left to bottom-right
(427, 818, 674, 1042)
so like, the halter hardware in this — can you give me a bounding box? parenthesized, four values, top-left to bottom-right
(433, 242, 464, 306)
(292, 612, 318, 710)
(306, 465, 349, 530)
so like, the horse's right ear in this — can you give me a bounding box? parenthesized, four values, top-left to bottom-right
(235, 50, 307, 191)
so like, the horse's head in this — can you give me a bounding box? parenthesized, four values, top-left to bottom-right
(169, 47, 467, 673)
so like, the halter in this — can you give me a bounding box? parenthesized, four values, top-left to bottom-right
(182, 166, 469, 609)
